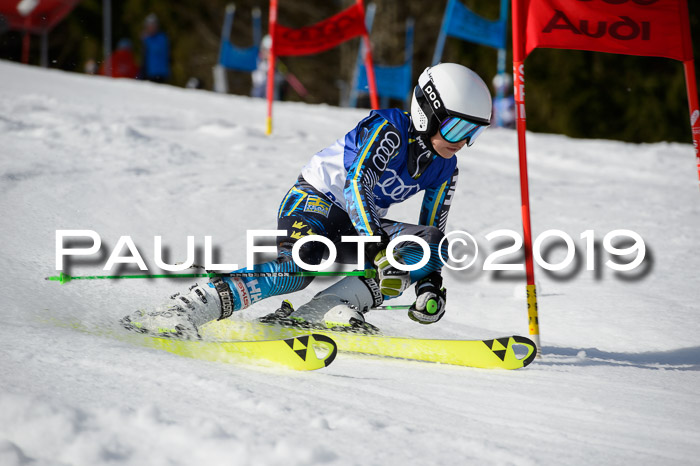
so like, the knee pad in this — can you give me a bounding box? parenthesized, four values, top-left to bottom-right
(313, 276, 383, 312)
(292, 276, 383, 323)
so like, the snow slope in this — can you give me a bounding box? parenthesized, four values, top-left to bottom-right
(1, 60, 699, 465)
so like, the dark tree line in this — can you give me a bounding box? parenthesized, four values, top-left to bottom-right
(1, 0, 698, 144)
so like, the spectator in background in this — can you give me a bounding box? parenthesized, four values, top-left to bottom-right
(84, 59, 98, 75)
(99, 39, 139, 79)
(141, 13, 170, 83)
(186, 77, 203, 89)
(491, 73, 515, 129)
(251, 35, 286, 99)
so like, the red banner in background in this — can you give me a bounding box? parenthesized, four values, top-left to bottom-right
(273, 3, 367, 57)
(0, 0, 80, 33)
(520, 0, 693, 61)
(266, 0, 378, 134)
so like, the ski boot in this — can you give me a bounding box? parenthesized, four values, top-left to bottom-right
(259, 276, 382, 335)
(259, 300, 312, 328)
(120, 283, 222, 340)
(260, 299, 380, 335)
(407, 272, 447, 325)
(323, 302, 380, 335)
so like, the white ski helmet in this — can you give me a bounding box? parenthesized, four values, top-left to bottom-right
(411, 63, 492, 146)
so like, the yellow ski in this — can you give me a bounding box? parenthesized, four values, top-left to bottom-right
(57, 317, 337, 371)
(201, 321, 537, 370)
(138, 333, 337, 371)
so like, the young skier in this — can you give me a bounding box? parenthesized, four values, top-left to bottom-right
(121, 63, 492, 338)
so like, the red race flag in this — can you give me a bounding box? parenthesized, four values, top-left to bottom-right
(273, 3, 368, 57)
(266, 0, 379, 134)
(511, 0, 699, 354)
(518, 0, 693, 61)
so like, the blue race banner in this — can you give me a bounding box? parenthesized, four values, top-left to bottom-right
(432, 0, 509, 65)
(355, 62, 412, 101)
(349, 4, 414, 107)
(445, 0, 506, 49)
(219, 42, 259, 72)
(218, 5, 261, 72)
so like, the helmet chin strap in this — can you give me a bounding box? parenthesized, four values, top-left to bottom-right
(407, 130, 437, 180)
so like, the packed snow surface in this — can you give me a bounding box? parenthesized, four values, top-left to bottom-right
(1, 60, 699, 465)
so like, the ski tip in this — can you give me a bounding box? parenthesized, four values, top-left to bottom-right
(283, 333, 338, 369)
(309, 333, 338, 367)
(512, 335, 538, 368)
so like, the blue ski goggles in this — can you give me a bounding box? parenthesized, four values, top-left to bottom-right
(439, 116, 488, 146)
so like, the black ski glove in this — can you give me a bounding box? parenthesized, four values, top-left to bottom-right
(408, 272, 446, 325)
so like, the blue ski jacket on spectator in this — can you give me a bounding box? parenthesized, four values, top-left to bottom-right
(142, 32, 170, 80)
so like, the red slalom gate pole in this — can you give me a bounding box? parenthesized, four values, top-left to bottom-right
(356, 0, 379, 110)
(512, 0, 541, 357)
(683, 59, 700, 189)
(266, 0, 278, 135)
(513, 60, 540, 357)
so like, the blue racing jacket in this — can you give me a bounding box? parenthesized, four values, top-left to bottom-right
(300, 109, 458, 236)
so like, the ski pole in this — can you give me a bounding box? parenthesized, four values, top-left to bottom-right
(46, 269, 376, 285)
(373, 302, 443, 312)
(373, 304, 411, 310)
